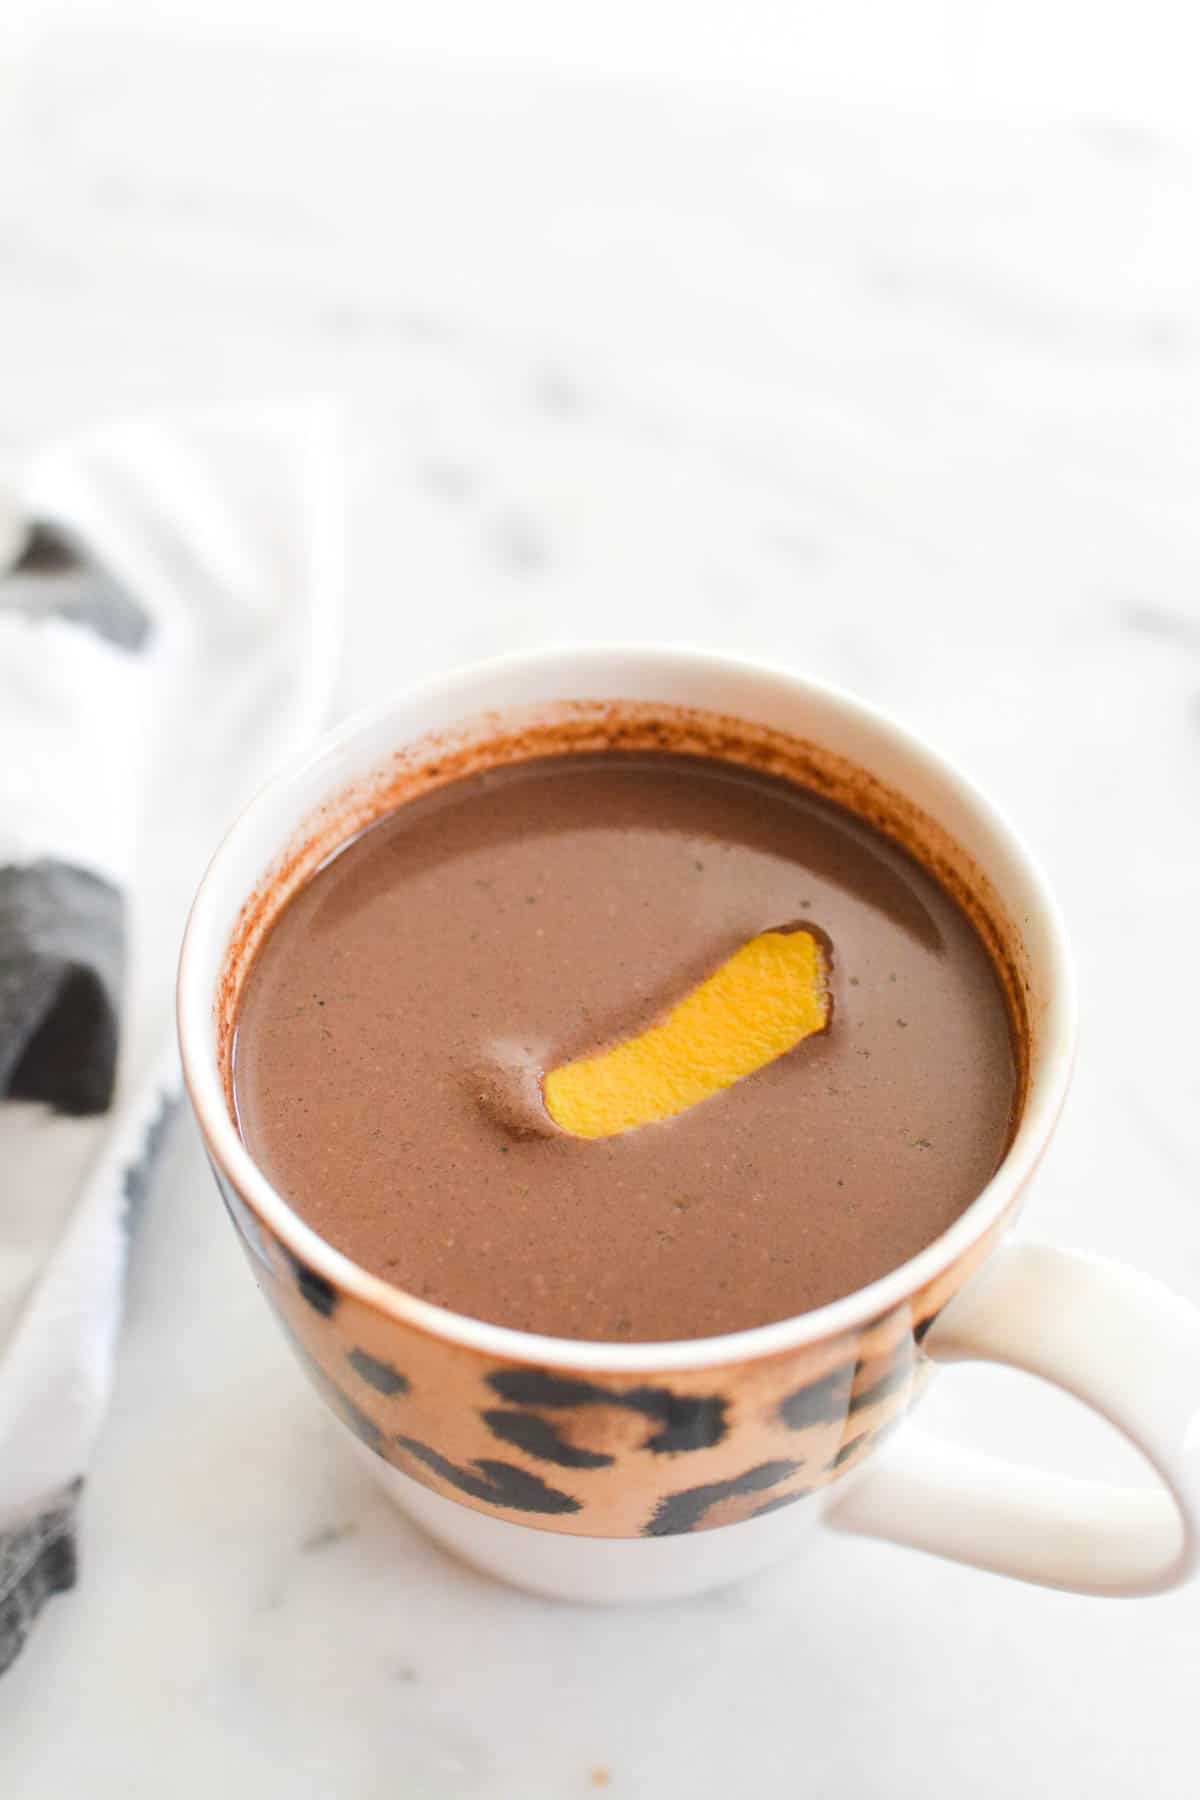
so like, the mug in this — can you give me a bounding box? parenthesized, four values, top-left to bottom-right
(178, 646, 1200, 1604)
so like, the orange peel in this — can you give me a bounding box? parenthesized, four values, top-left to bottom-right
(543, 926, 830, 1139)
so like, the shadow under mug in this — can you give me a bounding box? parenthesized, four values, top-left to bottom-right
(178, 647, 1200, 1604)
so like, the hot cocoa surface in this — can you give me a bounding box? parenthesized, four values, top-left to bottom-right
(233, 752, 1016, 1341)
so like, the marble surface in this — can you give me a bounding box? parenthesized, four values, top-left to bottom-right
(2, 32, 1200, 1798)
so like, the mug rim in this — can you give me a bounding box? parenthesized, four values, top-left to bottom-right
(178, 644, 1078, 1374)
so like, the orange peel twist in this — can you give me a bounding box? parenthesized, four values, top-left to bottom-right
(543, 926, 830, 1139)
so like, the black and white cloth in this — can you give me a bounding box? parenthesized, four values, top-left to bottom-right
(0, 411, 341, 1674)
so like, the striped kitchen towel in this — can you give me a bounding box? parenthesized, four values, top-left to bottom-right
(0, 410, 341, 1675)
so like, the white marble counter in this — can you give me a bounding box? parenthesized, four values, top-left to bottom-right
(2, 33, 1199, 1798)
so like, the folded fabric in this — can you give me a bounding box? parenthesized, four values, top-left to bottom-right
(0, 520, 157, 1119)
(0, 409, 342, 1675)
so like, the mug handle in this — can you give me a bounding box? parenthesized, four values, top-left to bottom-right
(824, 1242, 1200, 1595)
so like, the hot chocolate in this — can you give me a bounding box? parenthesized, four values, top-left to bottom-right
(232, 748, 1017, 1341)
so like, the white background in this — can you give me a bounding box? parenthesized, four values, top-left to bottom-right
(6, 0, 1200, 124)
(1, 7, 1198, 1797)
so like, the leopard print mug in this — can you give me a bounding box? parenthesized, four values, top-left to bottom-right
(179, 648, 1200, 1602)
